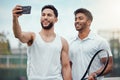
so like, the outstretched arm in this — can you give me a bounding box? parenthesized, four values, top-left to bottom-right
(12, 5, 34, 45)
(61, 37, 72, 80)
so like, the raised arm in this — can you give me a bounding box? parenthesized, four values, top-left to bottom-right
(12, 5, 34, 45)
(61, 37, 72, 80)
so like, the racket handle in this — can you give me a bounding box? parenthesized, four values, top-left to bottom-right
(81, 74, 97, 80)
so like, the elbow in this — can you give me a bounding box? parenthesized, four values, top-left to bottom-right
(14, 35, 18, 38)
(109, 57, 114, 72)
(109, 62, 113, 73)
(14, 34, 20, 39)
(108, 64, 113, 73)
(14, 34, 24, 42)
(107, 57, 114, 73)
(14, 33, 22, 39)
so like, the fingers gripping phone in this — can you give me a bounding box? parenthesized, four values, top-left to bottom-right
(17, 6, 31, 14)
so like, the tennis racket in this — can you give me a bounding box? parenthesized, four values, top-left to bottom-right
(81, 49, 109, 80)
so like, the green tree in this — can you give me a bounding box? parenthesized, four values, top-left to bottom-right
(0, 33, 11, 54)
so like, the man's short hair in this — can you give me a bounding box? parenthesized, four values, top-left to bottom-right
(41, 5, 58, 18)
(74, 8, 93, 21)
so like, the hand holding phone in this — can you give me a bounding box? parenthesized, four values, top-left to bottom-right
(17, 6, 31, 14)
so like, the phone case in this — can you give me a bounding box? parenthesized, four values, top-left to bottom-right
(22, 6, 31, 14)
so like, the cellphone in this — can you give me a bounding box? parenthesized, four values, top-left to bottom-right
(17, 6, 31, 14)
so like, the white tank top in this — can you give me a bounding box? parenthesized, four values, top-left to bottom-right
(27, 33, 63, 80)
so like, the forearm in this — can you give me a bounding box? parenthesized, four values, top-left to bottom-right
(13, 16, 22, 38)
(88, 57, 113, 80)
(95, 57, 113, 76)
(62, 65, 72, 80)
(98, 63, 113, 76)
(103, 57, 113, 75)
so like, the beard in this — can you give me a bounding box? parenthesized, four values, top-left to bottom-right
(41, 22, 53, 30)
(75, 22, 87, 32)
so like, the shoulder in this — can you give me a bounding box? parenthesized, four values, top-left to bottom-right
(58, 36, 69, 50)
(96, 34, 108, 44)
(61, 37, 68, 45)
(55, 34, 68, 45)
(89, 30, 110, 47)
(91, 30, 108, 43)
(95, 34, 111, 50)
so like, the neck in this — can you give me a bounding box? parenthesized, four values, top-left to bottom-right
(78, 29, 90, 40)
(40, 27, 55, 36)
(39, 27, 56, 42)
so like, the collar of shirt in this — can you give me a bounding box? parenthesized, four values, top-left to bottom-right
(74, 30, 96, 41)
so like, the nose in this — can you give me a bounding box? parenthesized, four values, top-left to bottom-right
(75, 20, 79, 24)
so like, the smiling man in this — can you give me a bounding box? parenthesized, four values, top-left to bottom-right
(69, 8, 113, 80)
(12, 4, 72, 80)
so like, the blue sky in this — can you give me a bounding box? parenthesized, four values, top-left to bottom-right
(0, 0, 120, 48)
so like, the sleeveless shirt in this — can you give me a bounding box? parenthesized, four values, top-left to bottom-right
(27, 33, 63, 80)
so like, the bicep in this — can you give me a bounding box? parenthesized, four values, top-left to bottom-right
(61, 38, 70, 67)
(18, 32, 34, 43)
(101, 56, 113, 65)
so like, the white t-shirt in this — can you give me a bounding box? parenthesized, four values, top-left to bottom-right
(69, 31, 112, 80)
(27, 33, 63, 80)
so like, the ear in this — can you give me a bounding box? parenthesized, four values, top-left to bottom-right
(87, 20, 92, 26)
(55, 18, 58, 22)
